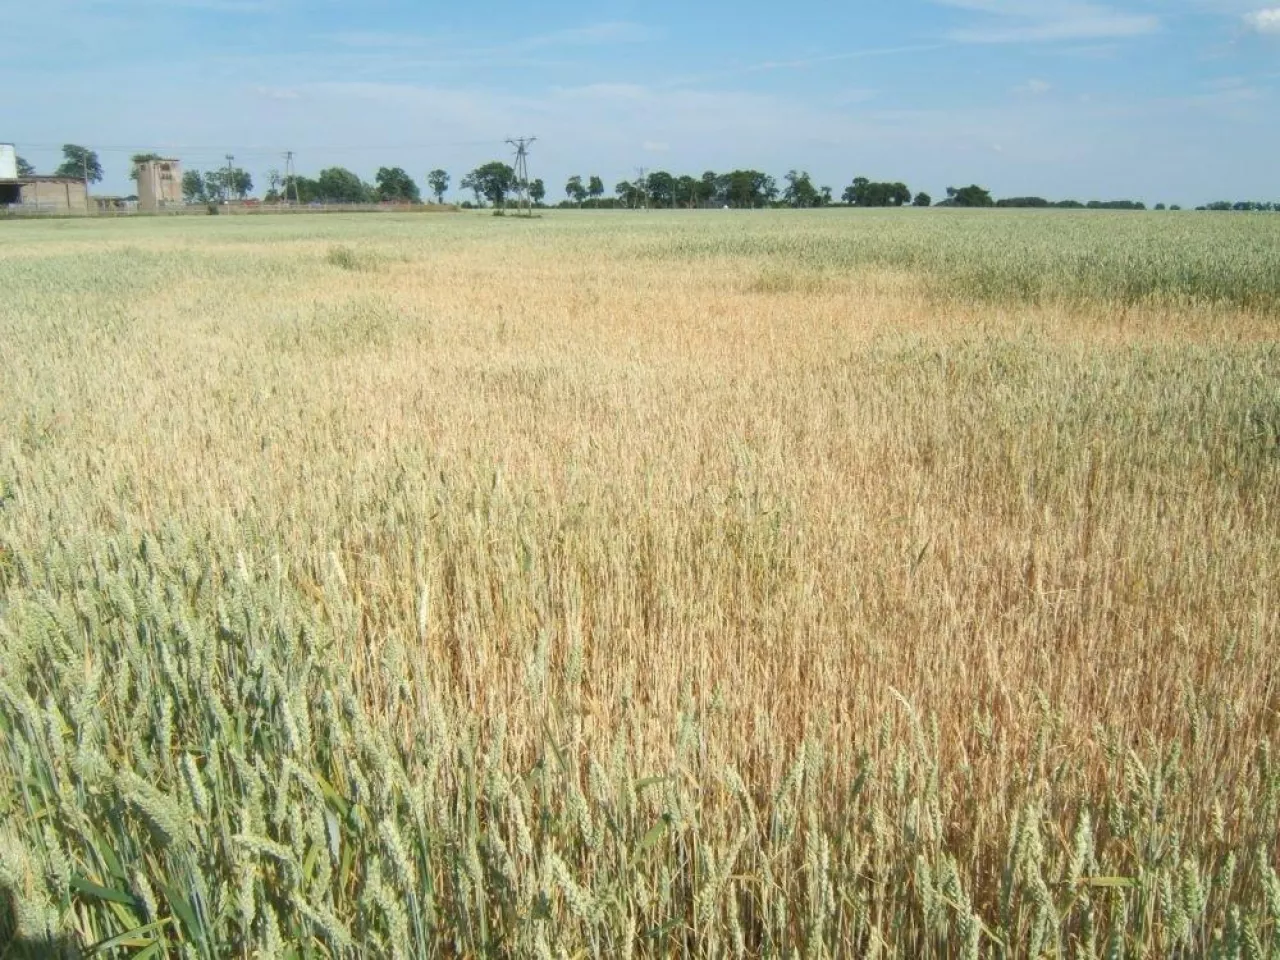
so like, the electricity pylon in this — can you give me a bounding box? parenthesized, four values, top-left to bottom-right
(506, 137, 536, 216)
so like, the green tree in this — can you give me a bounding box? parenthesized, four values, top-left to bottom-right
(1085, 199, 1144, 210)
(54, 144, 103, 183)
(565, 175, 586, 206)
(229, 168, 253, 200)
(587, 175, 604, 206)
(316, 167, 371, 203)
(263, 169, 282, 201)
(15, 156, 34, 177)
(203, 168, 227, 201)
(427, 169, 450, 204)
(286, 176, 321, 204)
(718, 170, 776, 207)
(615, 180, 638, 208)
(844, 177, 912, 207)
(645, 171, 676, 208)
(762, 174, 779, 205)
(271, 172, 313, 203)
(946, 184, 994, 207)
(375, 167, 420, 202)
(461, 173, 483, 205)
(462, 161, 516, 208)
(201, 167, 252, 201)
(783, 170, 821, 208)
(673, 175, 698, 208)
(129, 152, 162, 182)
(996, 197, 1050, 208)
(181, 170, 206, 203)
(913, 192, 931, 207)
(700, 171, 720, 206)
(528, 178, 546, 205)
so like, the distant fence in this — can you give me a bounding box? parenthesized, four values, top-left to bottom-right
(2, 202, 65, 215)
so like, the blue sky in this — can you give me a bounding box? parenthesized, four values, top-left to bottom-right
(2, 0, 1277, 204)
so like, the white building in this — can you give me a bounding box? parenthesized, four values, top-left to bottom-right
(0, 143, 17, 180)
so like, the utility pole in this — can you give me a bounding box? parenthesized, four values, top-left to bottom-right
(505, 137, 536, 217)
(283, 150, 300, 204)
(224, 154, 235, 203)
(635, 167, 648, 210)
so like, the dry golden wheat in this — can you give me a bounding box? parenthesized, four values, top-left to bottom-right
(0, 209, 1277, 957)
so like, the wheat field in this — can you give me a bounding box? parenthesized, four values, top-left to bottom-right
(1, 209, 1278, 957)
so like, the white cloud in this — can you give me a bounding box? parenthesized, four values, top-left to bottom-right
(1056, 43, 1123, 58)
(316, 22, 652, 56)
(319, 31, 440, 49)
(936, 0, 1158, 43)
(1015, 78, 1052, 94)
(557, 83, 650, 102)
(1244, 8, 1280, 32)
(519, 22, 654, 48)
(250, 85, 300, 101)
(642, 140, 670, 153)
(1186, 84, 1265, 106)
(833, 88, 878, 105)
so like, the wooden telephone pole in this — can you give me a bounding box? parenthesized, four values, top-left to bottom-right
(224, 154, 235, 203)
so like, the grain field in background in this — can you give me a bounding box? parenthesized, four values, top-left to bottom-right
(1, 210, 1278, 957)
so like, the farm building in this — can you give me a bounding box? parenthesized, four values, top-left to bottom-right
(0, 142, 88, 212)
(1, 142, 90, 213)
(0, 175, 89, 213)
(136, 158, 182, 211)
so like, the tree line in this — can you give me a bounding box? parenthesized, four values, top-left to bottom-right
(184, 166, 439, 205)
(11, 145, 1280, 213)
(1196, 200, 1279, 212)
(453, 165, 1267, 213)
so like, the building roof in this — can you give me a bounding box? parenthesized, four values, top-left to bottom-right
(0, 176, 87, 184)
